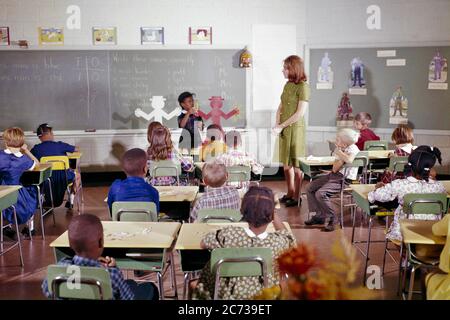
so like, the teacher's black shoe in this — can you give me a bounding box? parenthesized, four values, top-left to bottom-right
(279, 195, 292, 204)
(304, 216, 325, 226)
(285, 199, 299, 207)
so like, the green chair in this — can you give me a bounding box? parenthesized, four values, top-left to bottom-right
(398, 193, 447, 300)
(210, 247, 272, 300)
(0, 186, 24, 267)
(46, 265, 113, 300)
(197, 208, 242, 223)
(364, 140, 388, 151)
(111, 201, 158, 222)
(149, 160, 182, 186)
(226, 165, 252, 189)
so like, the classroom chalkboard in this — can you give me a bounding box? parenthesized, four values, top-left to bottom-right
(309, 46, 450, 130)
(0, 49, 246, 131)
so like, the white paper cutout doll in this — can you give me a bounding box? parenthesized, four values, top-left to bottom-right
(134, 96, 181, 123)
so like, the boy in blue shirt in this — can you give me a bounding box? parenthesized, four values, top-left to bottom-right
(107, 148, 160, 215)
(177, 91, 204, 152)
(31, 123, 80, 209)
(42, 214, 159, 300)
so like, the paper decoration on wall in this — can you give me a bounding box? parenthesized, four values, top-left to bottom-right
(349, 57, 367, 95)
(336, 93, 353, 127)
(197, 96, 240, 126)
(389, 86, 408, 125)
(316, 52, 333, 89)
(93, 27, 117, 45)
(239, 47, 252, 68)
(189, 27, 212, 45)
(134, 96, 181, 123)
(0, 27, 10, 46)
(141, 27, 164, 45)
(38, 27, 64, 45)
(428, 50, 448, 90)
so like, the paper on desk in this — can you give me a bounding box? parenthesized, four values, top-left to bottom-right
(306, 155, 336, 162)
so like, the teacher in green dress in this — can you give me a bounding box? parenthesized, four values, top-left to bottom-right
(273, 55, 310, 207)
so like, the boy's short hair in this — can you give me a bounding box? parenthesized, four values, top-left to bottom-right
(36, 123, 52, 137)
(206, 124, 224, 142)
(337, 128, 360, 145)
(391, 124, 414, 145)
(121, 148, 147, 177)
(354, 112, 372, 126)
(178, 91, 195, 105)
(241, 186, 275, 228)
(202, 161, 227, 187)
(225, 130, 242, 149)
(68, 214, 103, 254)
(3, 127, 25, 148)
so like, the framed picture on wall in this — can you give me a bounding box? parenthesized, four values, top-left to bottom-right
(38, 27, 64, 45)
(92, 27, 117, 45)
(141, 27, 164, 45)
(0, 27, 10, 46)
(189, 26, 212, 45)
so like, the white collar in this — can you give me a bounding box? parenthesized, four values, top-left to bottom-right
(406, 176, 436, 183)
(244, 228, 268, 240)
(398, 143, 414, 154)
(4, 149, 23, 158)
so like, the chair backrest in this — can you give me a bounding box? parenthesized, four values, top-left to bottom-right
(197, 208, 242, 223)
(403, 193, 447, 218)
(342, 153, 368, 183)
(41, 156, 70, 171)
(226, 165, 251, 184)
(388, 156, 409, 173)
(149, 159, 181, 178)
(364, 140, 388, 151)
(111, 201, 158, 221)
(47, 265, 113, 300)
(210, 247, 272, 299)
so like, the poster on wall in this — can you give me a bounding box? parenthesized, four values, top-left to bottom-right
(349, 57, 367, 95)
(189, 27, 212, 45)
(93, 27, 117, 45)
(316, 52, 333, 89)
(428, 50, 448, 90)
(0, 27, 10, 46)
(38, 27, 64, 45)
(336, 92, 353, 127)
(141, 27, 164, 45)
(389, 86, 408, 124)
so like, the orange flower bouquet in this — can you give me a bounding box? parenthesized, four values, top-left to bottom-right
(254, 231, 376, 300)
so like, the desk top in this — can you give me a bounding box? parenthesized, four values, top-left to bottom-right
(175, 222, 292, 250)
(33, 163, 52, 172)
(67, 152, 82, 159)
(400, 219, 446, 245)
(0, 185, 21, 198)
(155, 186, 199, 202)
(298, 151, 394, 166)
(350, 181, 450, 200)
(50, 221, 181, 249)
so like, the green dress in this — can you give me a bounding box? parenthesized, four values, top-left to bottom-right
(278, 81, 310, 167)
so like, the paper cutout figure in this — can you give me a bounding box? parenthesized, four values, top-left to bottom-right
(318, 52, 333, 83)
(197, 96, 240, 126)
(134, 96, 181, 123)
(429, 50, 448, 83)
(337, 93, 353, 121)
(389, 86, 408, 124)
(350, 57, 366, 88)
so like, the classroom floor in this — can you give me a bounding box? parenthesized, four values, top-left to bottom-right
(0, 180, 405, 300)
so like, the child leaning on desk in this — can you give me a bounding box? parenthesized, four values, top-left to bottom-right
(0, 127, 39, 238)
(191, 186, 296, 300)
(368, 146, 446, 242)
(304, 128, 360, 232)
(41, 214, 159, 300)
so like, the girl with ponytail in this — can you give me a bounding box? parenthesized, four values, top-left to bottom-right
(368, 146, 446, 242)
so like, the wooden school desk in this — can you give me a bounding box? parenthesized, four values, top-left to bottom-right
(155, 186, 199, 221)
(50, 221, 181, 299)
(0, 185, 23, 266)
(20, 163, 52, 186)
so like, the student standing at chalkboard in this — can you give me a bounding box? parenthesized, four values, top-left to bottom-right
(177, 92, 204, 152)
(273, 55, 310, 208)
